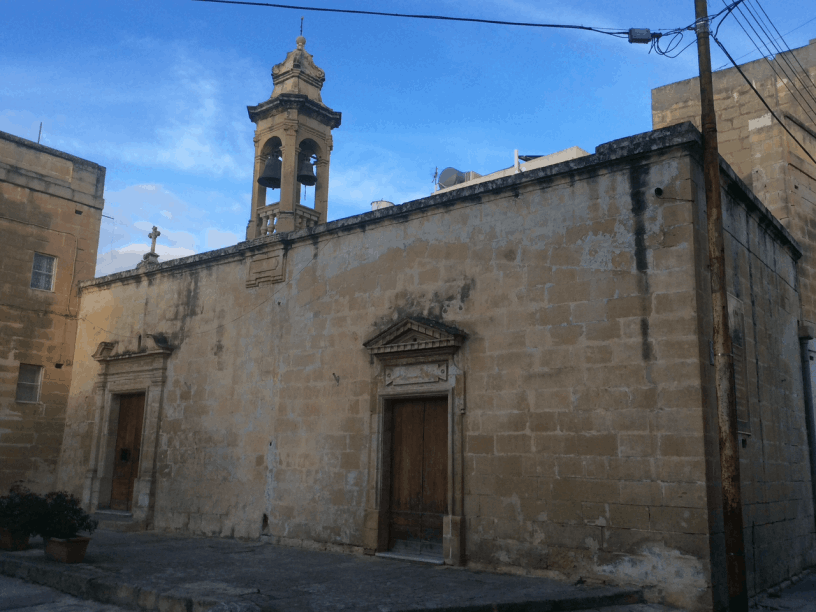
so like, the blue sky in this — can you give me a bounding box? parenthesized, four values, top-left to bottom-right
(2, 1, 814, 275)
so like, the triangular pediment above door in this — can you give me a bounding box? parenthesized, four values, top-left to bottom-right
(364, 317, 466, 363)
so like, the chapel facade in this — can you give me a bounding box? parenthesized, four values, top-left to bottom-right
(48, 37, 816, 612)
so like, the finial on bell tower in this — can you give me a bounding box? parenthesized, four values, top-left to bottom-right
(246, 36, 341, 238)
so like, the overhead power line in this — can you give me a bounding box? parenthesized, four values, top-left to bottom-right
(192, 0, 630, 37)
(723, 0, 816, 125)
(715, 15, 816, 69)
(711, 32, 816, 166)
(650, 0, 747, 58)
(753, 1, 816, 88)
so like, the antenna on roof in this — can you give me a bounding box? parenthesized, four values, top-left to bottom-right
(300, 16, 304, 35)
(37, 122, 42, 144)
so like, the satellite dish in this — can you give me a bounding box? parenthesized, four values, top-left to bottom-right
(438, 167, 468, 189)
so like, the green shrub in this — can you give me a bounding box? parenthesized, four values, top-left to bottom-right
(35, 491, 98, 540)
(0, 485, 46, 536)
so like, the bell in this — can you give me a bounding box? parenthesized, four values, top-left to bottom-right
(297, 158, 317, 186)
(257, 156, 282, 189)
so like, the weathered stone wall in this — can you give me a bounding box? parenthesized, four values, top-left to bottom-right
(652, 38, 816, 327)
(652, 42, 816, 601)
(0, 130, 105, 494)
(60, 123, 805, 610)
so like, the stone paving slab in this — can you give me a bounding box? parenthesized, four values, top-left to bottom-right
(0, 530, 648, 612)
(754, 571, 816, 612)
(0, 575, 131, 611)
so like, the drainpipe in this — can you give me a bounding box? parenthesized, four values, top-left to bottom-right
(694, 1, 749, 610)
(798, 326, 816, 531)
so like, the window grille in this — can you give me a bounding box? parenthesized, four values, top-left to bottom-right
(15, 364, 43, 403)
(31, 253, 56, 291)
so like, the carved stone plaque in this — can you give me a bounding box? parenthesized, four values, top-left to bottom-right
(246, 248, 285, 287)
(385, 363, 447, 386)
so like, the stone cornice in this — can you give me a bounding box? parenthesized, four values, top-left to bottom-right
(92, 335, 174, 362)
(247, 94, 341, 129)
(364, 318, 466, 364)
(79, 122, 801, 291)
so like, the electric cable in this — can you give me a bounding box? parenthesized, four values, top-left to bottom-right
(193, 0, 630, 37)
(740, 0, 816, 112)
(715, 15, 816, 69)
(711, 32, 816, 166)
(651, 0, 746, 59)
(722, 0, 816, 124)
(751, 0, 816, 101)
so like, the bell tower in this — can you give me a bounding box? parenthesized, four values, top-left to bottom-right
(247, 36, 342, 238)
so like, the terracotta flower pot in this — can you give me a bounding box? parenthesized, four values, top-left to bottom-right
(0, 528, 30, 551)
(44, 536, 91, 563)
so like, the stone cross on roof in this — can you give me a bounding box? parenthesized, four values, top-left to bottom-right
(148, 226, 161, 254)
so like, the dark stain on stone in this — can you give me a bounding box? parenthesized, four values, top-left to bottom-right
(459, 277, 475, 302)
(629, 164, 650, 273)
(372, 277, 475, 332)
(629, 164, 652, 362)
(640, 317, 652, 361)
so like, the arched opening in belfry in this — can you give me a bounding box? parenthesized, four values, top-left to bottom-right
(298, 138, 321, 209)
(259, 136, 283, 202)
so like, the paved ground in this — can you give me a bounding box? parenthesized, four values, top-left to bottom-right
(0, 575, 130, 611)
(1, 529, 813, 611)
(754, 571, 816, 612)
(0, 530, 652, 612)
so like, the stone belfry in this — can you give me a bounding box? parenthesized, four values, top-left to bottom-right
(246, 36, 342, 238)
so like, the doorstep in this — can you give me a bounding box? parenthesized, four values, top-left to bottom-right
(375, 551, 445, 565)
(92, 510, 146, 533)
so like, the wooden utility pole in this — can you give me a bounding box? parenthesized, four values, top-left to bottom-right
(693, 1, 749, 610)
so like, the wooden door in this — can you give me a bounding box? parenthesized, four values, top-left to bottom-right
(110, 394, 145, 511)
(389, 398, 447, 557)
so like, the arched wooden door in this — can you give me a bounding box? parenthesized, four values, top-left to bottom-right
(389, 397, 448, 557)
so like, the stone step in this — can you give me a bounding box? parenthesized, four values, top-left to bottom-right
(92, 511, 145, 532)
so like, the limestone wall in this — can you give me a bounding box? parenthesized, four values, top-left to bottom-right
(0, 130, 105, 494)
(652, 43, 816, 600)
(60, 124, 807, 610)
(652, 39, 816, 327)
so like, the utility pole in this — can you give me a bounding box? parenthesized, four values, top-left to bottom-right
(693, 1, 748, 610)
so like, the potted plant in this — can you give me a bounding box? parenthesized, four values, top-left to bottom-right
(36, 491, 98, 563)
(0, 485, 45, 551)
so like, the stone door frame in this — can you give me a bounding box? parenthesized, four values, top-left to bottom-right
(83, 337, 173, 528)
(363, 318, 467, 565)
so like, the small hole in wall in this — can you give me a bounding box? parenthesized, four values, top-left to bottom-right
(412, 337, 418, 342)
(654, 187, 664, 197)
(262, 513, 269, 531)
(741, 438, 747, 448)
(137, 335, 142, 351)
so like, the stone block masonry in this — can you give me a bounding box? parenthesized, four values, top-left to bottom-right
(0, 130, 105, 494)
(59, 123, 811, 611)
(652, 40, 816, 605)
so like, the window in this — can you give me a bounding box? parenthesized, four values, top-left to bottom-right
(15, 364, 43, 403)
(30, 253, 56, 291)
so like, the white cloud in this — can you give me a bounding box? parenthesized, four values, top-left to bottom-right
(205, 229, 239, 250)
(95, 242, 198, 276)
